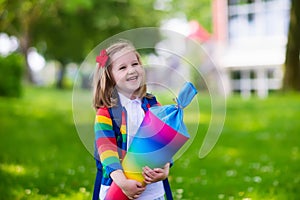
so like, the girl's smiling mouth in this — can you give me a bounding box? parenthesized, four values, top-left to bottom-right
(127, 76, 138, 81)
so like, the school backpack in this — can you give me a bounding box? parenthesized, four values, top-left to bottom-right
(92, 96, 173, 200)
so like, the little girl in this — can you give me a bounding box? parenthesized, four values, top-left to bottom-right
(92, 40, 170, 200)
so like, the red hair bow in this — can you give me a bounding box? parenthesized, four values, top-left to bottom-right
(96, 50, 108, 68)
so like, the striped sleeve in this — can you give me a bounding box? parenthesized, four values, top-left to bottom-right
(94, 107, 122, 175)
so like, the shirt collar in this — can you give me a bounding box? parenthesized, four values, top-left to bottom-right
(118, 92, 141, 107)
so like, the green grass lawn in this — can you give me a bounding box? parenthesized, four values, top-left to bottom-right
(0, 87, 299, 200)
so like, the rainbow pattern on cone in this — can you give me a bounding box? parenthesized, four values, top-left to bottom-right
(105, 82, 197, 200)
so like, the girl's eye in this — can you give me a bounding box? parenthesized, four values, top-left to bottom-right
(119, 66, 126, 70)
(132, 62, 139, 66)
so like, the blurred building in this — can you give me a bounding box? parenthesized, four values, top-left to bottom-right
(212, 0, 290, 98)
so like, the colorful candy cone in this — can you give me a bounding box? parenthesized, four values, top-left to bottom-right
(105, 82, 197, 199)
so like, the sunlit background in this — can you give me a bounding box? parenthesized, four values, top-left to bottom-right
(1, 0, 300, 199)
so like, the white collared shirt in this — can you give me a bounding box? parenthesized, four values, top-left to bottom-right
(118, 92, 145, 149)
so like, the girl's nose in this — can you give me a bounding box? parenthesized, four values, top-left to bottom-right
(127, 66, 137, 74)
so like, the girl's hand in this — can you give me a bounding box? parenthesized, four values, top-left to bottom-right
(142, 163, 170, 184)
(110, 169, 145, 199)
(120, 179, 146, 199)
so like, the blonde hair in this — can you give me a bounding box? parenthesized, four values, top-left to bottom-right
(92, 40, 149, 110)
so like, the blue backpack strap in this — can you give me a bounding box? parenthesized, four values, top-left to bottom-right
(163, 178, 173, 200)
(92, 158, 103, 200)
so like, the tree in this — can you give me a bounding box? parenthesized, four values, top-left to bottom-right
(1, 0, 212, 88)
(1, 0, 164, 87)
(34, 0, 164, 88)
(283, 0, 300, 91)
(0, 0, 58, 83)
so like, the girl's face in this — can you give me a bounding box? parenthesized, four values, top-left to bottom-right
(110, 50, 144, 99)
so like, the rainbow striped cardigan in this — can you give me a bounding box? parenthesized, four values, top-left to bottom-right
(94, 95, 159, 186)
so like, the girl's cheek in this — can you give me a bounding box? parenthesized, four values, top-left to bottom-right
(138, 67, 145, 75)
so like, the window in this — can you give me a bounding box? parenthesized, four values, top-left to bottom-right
(227, 0, 290, 41)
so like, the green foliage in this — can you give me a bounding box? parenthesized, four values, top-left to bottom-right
(0, 0, 214, 88)
(164, 0, 212, 31)
(1, 0, 212, 66)
(1, 87, 299, 199)
(0, 0, 165, 85)
(0, 53, 24, 97)
(37, 0, 164, 64)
